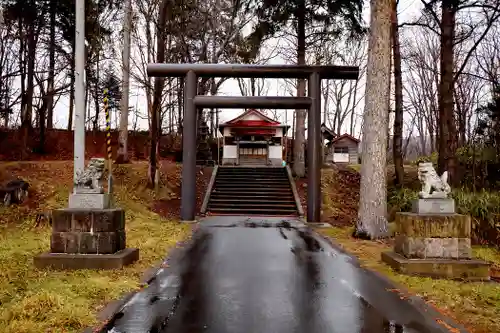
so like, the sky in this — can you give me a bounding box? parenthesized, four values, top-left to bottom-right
(46, 0, 424, 137)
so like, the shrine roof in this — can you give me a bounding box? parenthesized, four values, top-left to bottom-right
(331, 133, 360, 144)
(219, 109, 284, 128)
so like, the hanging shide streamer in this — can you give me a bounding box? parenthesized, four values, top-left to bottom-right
(104, 88, 113, 194)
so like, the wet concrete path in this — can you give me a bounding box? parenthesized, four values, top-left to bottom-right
(101, 216, 467, 333)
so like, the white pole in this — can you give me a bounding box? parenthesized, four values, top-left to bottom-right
(118, 0, 132, 161)
(74, 0, 86, 189)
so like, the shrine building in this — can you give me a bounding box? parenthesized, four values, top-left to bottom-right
(219, 109, 290, 166)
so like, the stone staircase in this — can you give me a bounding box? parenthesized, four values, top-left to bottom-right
(238, 156, 267, 166)
(205, 167, 301, 216)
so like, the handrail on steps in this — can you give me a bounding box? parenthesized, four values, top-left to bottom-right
(200, 165, 219, 215)
(285, 165, 304, 217)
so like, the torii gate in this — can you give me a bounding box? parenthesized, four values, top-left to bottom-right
(147, 63, 359, 223)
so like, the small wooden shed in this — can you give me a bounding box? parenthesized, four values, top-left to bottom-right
(321, 124, 360, 164)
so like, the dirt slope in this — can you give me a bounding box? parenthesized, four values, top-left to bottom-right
(0, 161, 212, 224)
(296, 165, 360, 225)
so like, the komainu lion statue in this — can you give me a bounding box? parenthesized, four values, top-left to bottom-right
(74, 158, 105, 193)
(417, 162, 451, 199)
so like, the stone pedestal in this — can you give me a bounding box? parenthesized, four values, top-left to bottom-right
(34, 208, 139, 270)
(381, 202, 490, 280)
(412, 198, 455, 214)
(393, 212, 472, 259)
(69, 193, 111, 209)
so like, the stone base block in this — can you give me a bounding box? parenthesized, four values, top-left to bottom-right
(50, 230, 126, 254)
(412, 198, 455, 214)
(52, 208, 125, 233)
(51, 208, 126, 254)
(395, 235, 471, 259)
(34, 248, 139, 270)
(381, 251, 490, 281)
(396, 212, 470, 238)
(69, 193, 111, 209)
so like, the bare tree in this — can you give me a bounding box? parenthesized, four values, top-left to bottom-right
(401, 28, 440, 154)
(413, 0, 500, 184)
(0, 21, 18, 127)
(454, 61, 486, 146)
(325, 38, 367, 134)
(474, 24, 500, 101)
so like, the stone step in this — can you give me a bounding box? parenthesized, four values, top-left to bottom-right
(207, 166, 298, 216)
(213, 185, 291, 191)
(207, 207, 298, 215)
(208, 202, 296, 209)
(217, 172, 286, 177)
(218, 168, 285, 173)
(209, 195, 295, 201)
(219, 167, 284, 170)
(215, 176, 288, 180)
(214, 183, 291, 189)
(215, 181, 289, 185)
(216, 175, 288, 179)
(210, 196, 295, 202)
(212, 188, 292, 194)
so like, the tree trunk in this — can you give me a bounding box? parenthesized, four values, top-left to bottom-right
(386, 54, 392, 152)
(117, 0, 132, 163)
(210, 77, 216, 137)
(293, 0, 306, 177)
(355, 0, 392, 239)
(350, 80, 359, 136)
(37, 96, 48, 153)
(323, 80, 329, 124)
(438, 0, 457, 186)
(46, 0, 56, 130)
(177, 77, 183, 134)
(392, 0, 404, 187)
(18, 16, 26, 126)
(149, 0, 170, 187)
(68, 59, 75, 130)
(92, 47, 100, 132)
(21, 21, 36, 156)
(85, 69, 91, 129)
(93, 75, 99, 131)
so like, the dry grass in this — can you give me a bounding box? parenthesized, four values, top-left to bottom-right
(0, 161, 191, 333)
(317, 227, 500, 333)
